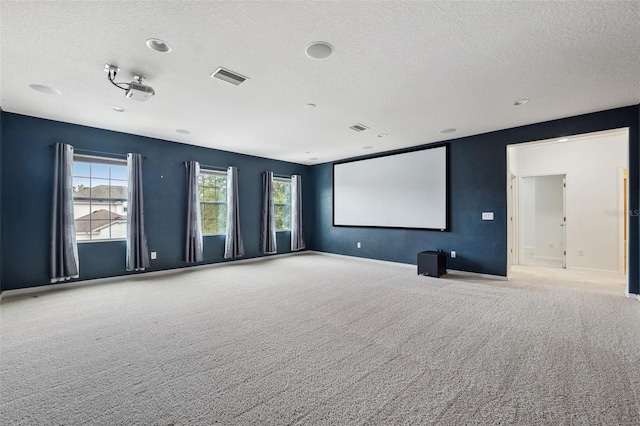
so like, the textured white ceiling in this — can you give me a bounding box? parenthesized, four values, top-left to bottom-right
(1, 1, 639, 165)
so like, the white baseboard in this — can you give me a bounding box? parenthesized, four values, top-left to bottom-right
(625, 292, 640, 301)
(532, 255, 564, 261)
(310, 251, 507, 281)
(0, 251, 307, 300)
(446, 269, 508, 281)
(310, 251, 415, 269)
(570, 266, 621, 274)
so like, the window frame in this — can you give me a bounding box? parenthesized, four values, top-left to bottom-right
(273, 177, 292, 232)
(198, 169, 228, 236)
(72, 154, 128, 243)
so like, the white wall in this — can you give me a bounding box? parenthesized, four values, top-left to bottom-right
(520, 177, 536, 248)
(514, 130, 627, 272)
(534, 175, 564, 259)
(508, 147, 518, 176)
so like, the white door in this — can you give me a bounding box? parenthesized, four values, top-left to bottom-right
(520, 174, 566, 268)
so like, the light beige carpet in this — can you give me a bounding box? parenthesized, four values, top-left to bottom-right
(1, 252, 639, 425)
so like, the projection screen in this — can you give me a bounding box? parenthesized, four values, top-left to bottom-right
(333, 145, 448, 230)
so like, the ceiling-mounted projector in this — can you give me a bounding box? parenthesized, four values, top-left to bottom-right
(126, 78, 155, 101)
(104, 64, 155, 101)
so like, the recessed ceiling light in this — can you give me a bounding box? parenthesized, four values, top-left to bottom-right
(309, 157, 319, 161)
(111, 106, 126, 112)
(305, 151, 313, 154)
(29, 84, 61, 95)
(378, 133, 388, 138)
(514, 99, 530, 106)
(146, 38, 171, 53)
(362, 146, 374, 150)
(306, 42, 333, 60)
(176, 129, 191, 134)
(440, 128, 456, 134)
(558, 138, 569, 142)
(305, 103, 316, 109)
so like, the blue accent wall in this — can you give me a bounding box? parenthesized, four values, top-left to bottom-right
(2, 105, 638, 296)
(0, 112, 313, 291)
(311, 105, 640, 295)
(633, 103, 640, 295)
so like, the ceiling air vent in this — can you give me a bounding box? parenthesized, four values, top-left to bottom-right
(349, 124, 369, 132)
(210, 67, 249, 86)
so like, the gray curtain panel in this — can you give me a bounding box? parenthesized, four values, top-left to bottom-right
(51, 143, 79, 283)
(291, 174, 305, 251)
(126, 153, 150, 271)
(224, 166, 245, 259)
(185, 161, 203, 263)
(261, 171, 277, 254)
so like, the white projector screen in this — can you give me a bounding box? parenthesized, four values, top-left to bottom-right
(333, 145, 448, 230)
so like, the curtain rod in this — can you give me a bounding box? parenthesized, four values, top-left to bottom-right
(75, 149, 128, 159)
(51, 145, 145, 160)
(183, 162, 236, 172)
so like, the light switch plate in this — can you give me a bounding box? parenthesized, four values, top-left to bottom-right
(482, 212, 494, 221)
(150, 251, 157, 260)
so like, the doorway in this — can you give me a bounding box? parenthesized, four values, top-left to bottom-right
(506, 128, 629, 294)
(519, 174, 566, 269)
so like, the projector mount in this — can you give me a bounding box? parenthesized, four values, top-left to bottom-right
(104, 64, 155, 102)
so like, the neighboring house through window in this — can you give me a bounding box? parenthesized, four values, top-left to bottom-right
(72, 155, 128, 241)
(199, 170, 227, 235)
(273, 177, 291, 231)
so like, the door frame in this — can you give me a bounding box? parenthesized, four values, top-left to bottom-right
(514, 172, 568, 270)
(507, 173, 518, 271)
(618, 167, 628, 275)
(519, 173, 567, 268)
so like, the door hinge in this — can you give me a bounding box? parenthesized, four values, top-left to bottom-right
(564, 251, 566, 255)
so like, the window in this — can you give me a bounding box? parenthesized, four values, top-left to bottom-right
(199, 171, 227, 235)
(72, 155, 128, 241)
(273, 178, 291, 231)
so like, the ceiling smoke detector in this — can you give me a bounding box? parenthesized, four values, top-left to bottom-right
(349, 124, 369, 132)
(210, 67, 249, 86)
(104, 64, 155, 101)
(306, 42, 334, 60)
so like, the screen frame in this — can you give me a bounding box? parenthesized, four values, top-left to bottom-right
(332, 143, 450, 231)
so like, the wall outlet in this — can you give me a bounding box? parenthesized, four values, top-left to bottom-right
(578, 250, 584, 256)
(150, 251, 157, 260)
(357, 242, 361, 249)
(451, 251, 456, 258)
(482, 212, 494, 220)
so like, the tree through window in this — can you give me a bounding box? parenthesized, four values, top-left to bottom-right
(273, 178, 291, 231)
(199, 171, 227, 235)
